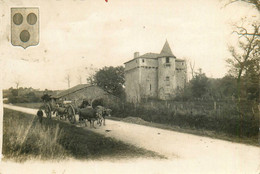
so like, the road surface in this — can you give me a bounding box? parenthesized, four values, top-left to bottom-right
(2, 104, 260, 174)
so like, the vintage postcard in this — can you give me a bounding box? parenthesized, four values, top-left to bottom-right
(0, 0, 259, 173)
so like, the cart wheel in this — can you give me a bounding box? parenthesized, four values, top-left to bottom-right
(44, 104, 52, 119)
(67, 105, 76, 124)
(58, 114, 63, 120)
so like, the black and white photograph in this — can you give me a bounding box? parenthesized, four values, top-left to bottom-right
(0, 0, 259, 173)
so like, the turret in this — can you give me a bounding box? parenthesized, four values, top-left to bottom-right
(157, 40, 177, 100)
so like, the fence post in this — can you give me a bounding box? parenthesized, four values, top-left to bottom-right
(214, 101, 216, 111)
(218, 104, 221, 116)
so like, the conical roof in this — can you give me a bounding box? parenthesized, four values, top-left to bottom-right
(159, 40, 175, 58)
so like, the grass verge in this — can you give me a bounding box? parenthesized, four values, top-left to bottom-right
(12, 102, 43, 109)
(3, 108, 165, 162)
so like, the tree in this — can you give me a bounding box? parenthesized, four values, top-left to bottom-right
(41, 94, 51, 102)
(88, 66, 125, 98)
(11, 89, 18, 97)
(65, 74, 71, 88)
(242, 57, 259, 100)
(14, 81, 20, 89)
(189, 59, 196, 79)
(13, 75, 22, 96)
(226, 21, 259, 100)
(190, 69, 209, 98)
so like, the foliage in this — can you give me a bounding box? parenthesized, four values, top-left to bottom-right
(226, 20, 259, 100)
(176, 69, 210, 100)
(207, 75, 237, 100)
(242, 57, 259, 100)
(87, 66, 125, 98)
(11, 89, 18, 97)
(4, 87, 47, 104)
(190, 70, 209, 98)
(3, 109, 68, 161)
(8, 93, 41, 104)
(41, 94, 52, 102)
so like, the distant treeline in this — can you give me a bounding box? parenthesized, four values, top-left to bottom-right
(3, 87, 59, 104)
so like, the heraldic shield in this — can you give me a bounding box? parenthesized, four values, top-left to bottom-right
(11, 8, 39, 49)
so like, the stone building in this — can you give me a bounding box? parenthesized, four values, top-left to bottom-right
(124, 41, 187, 103)
(52, 84, 118, 107)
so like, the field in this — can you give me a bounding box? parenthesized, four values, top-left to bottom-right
(12, 102, 43, 109)
(3, 109, 164, 162)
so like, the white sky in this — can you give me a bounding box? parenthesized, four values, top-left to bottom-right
(0, 0, 259, 90)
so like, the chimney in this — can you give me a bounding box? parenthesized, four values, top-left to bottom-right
(134, 52, 139, 58)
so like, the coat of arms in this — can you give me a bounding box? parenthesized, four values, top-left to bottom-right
(11, 7, 39, 49)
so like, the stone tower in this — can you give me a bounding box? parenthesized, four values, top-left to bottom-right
(158, 40, 177, 100)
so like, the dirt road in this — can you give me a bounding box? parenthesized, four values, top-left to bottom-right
(3, 104, 260, 174)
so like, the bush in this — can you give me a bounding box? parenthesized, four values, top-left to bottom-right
(8, 95, 41, 104)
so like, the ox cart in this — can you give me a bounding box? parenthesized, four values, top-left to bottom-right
(42, 98, 76, 124)
(54, 101, 76, 124)
(41, 94, 111, 127)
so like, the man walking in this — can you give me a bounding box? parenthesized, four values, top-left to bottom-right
(37, 108, 43, 124)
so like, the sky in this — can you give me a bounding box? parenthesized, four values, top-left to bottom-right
(0, 0, 259, 90)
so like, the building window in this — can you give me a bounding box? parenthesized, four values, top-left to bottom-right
(142, 59, 145, 63)
(166, 57, 169, 63)
(166, 76, 170, 86)
(165, 57, 170, 67)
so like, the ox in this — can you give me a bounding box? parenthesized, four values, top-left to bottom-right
(77, 107, 102, 128)
(95, 106, 112, 126)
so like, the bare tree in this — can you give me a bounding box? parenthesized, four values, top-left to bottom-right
(65, 74, 71, 88)
(14, 80, 20, 89)
(188, 59, 196, 79)
(85, 64, 98, 85)
(14, 75, 22, 89)
(226, 22, 259, 99)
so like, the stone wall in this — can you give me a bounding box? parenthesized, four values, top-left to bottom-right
(175, 60, 187, 89)
(139, 58, 158, 67)
(125, 67, 141, 103)
(139, 67, 158, 99)
(125, 59, 139, 71)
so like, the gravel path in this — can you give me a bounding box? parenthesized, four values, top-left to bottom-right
(3, 104, 260, 174)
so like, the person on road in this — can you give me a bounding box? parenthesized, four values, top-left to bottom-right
(37, 108, 43, 124)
